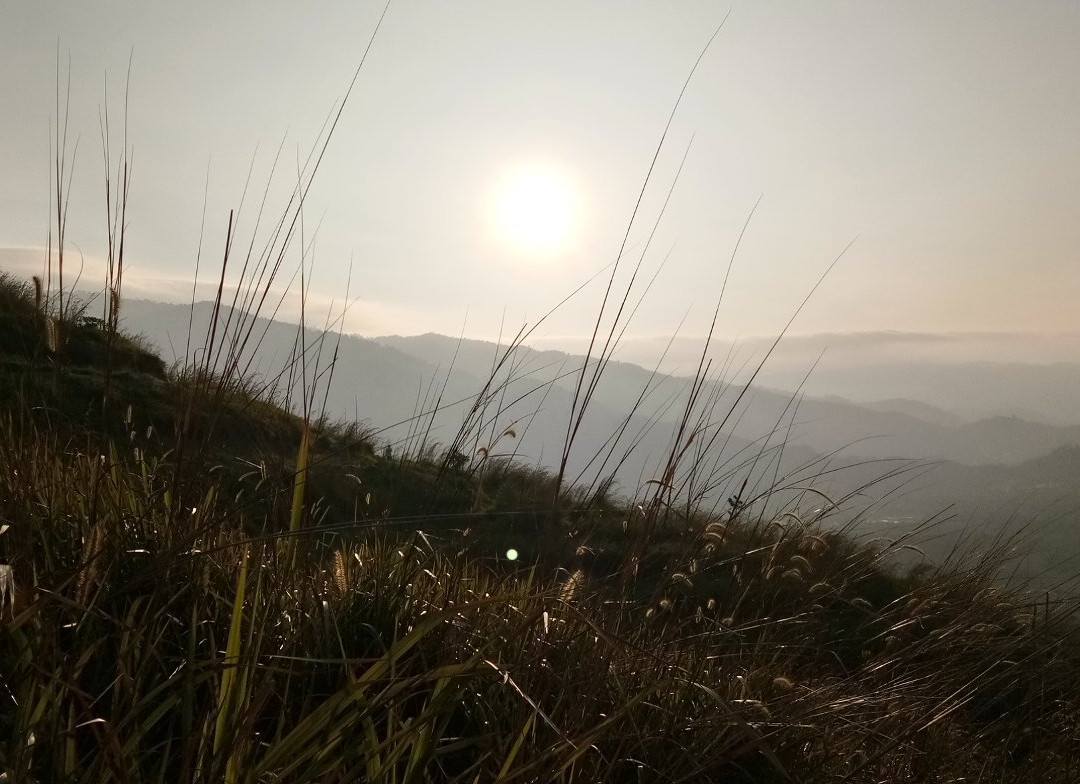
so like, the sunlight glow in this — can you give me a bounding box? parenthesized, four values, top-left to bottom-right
(491, 165, 576, 256)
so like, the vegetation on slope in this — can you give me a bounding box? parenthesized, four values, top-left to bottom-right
(2, 34, 1078, 779)
(1, 263, 1079, 783)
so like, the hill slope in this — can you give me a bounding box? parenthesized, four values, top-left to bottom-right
(2, 277, 1080, 781)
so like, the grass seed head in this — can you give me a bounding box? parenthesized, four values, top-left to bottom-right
(559, 569, 586, 604)
(332, 550, 348, 594)
(670, 572, 693, 591)
(788, 554, 812, 574)
(771, 676, 795, 693)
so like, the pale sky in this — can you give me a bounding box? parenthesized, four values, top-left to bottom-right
(2, 2, 1078, 348)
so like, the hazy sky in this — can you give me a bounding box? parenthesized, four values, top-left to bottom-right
(2, 2, 1078, 348)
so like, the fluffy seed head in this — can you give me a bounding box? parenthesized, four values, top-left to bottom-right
(788, 554, 812, 573)
(771, 676, 794, 693)
(332, 551, 348, 594)
(808, 582, 832, 597)
(670, 572, 693, 591)
(559, 569, 586, 604)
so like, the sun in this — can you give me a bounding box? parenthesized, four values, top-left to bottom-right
(491, 165, 576, 256)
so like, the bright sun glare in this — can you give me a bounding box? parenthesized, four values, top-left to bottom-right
(491, 166, 576, 257)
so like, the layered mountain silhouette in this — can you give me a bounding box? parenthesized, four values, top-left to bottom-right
(114, 298, 1080, 477)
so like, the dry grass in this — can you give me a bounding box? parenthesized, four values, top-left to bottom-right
(2, 23, 1079, 781)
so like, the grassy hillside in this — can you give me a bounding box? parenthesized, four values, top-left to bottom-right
(2, 272, 1080, 782)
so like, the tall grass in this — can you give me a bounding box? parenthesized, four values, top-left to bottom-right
(2, 409, 1078, 781)
(3, 20, 1080, 784)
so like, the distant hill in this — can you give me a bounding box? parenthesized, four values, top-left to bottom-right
(112, 300, 1080, 478)
(828, 396, 968, 428)
(599, 333, 1080, 426)
(372, 332, 1080, 467)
